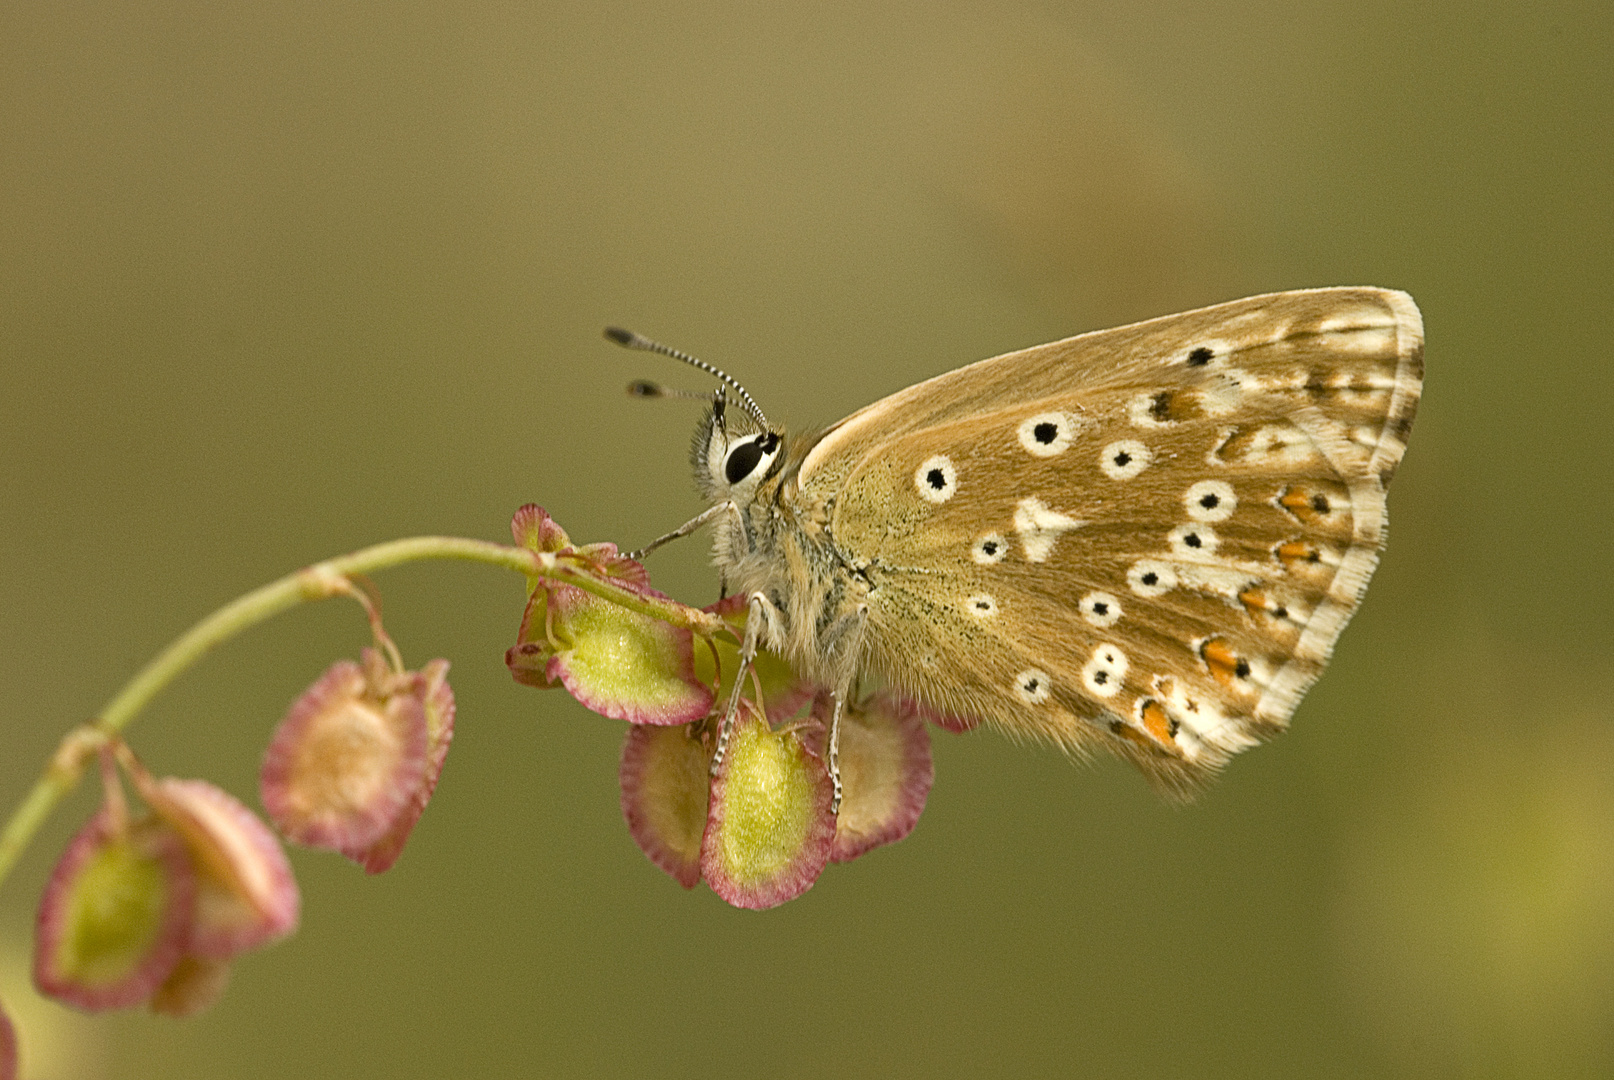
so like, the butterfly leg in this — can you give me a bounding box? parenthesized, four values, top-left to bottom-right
(627, 500, 737, 561)
(827, 691, 844, 815)
(817, 608, 866, 817)
(710, 591, 772, 776)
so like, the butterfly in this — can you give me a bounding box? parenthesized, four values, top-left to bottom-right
(609, 287, 1423, 803)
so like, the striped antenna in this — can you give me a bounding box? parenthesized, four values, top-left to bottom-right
(604, 327, 769, 429)
(625, 379, 715, 402)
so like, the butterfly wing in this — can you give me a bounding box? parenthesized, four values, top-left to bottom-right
(803, 288, 1423, 793)
(803, 288, 1420, 488)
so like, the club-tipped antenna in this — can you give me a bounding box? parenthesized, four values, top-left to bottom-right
(604, 327, 769, 429)
(625, 379, 714, 402)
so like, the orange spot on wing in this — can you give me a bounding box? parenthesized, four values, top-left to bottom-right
(1109, 717, 1179, 759)
(1276, 540, 1321, 571)
(1278, 487, 1312, 513)
(1139, 699, 1175, 747)
(1200, 637, 1242, 688)
(1238, 586, 1267, 615)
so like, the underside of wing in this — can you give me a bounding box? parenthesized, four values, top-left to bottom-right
(817, 289, 1423, 796)
(802, 287, 1422, 494)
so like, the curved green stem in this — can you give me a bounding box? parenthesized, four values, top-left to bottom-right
(0, 534, 722, 889)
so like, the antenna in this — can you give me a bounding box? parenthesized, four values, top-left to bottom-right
(604, 327, 769, 429)
(625, 379, 713, 402)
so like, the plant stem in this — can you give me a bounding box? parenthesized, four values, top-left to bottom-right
(0, 534, 721, 889)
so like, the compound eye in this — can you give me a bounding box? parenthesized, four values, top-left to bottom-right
(723, 433, 778, 485)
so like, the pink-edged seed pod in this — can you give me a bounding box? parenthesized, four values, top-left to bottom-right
(33, 811, 196, 1012)
(700, 706, 835, 910)
(148, 955, 233, 1018)
(0, 995, 17, 1080)
(509, 582, 713, 726)
(355, 659, 455, 874)
(620, 723, 712, 888)
(828, 694, 935, 864)
(260, 651, 430, 863)
(510, 504, 653, 592)
(137, 777, 299, 956)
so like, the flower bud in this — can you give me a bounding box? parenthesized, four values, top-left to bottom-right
(33, 812, 196, 1011)
(509, 502, 574, 557)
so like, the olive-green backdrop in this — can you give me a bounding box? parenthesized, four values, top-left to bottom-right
(2, 2, 1610, 1077)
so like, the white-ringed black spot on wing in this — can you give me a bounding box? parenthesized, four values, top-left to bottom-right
(972, 532, 1008, 565)
(1184, 479, 1236, 523)
(1014, 669, 1051, 705)
(1081, 644, 1129, 699)
(1079, 590, 1122, 628)
(1168, 523, 1220, 556)
(1186, 346, 1214, 367)
(967, 594, 998, 618)
(1100, 439, 1151, 480)
(1127, 559, 1177, 598)
(914, 454, 958, 504)
(1017, 411, 1080, 457)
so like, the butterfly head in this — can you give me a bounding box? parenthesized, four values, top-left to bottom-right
(602, 326, 785, 503)
(693, 392, 785, 502)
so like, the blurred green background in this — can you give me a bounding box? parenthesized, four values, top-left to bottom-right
(2, 2, 1610, 1077)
